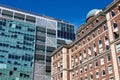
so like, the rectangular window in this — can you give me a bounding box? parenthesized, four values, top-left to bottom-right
(85, 76, 88, 80)
(107, 54, 111, 61)
(89, 63, 92, 70)
(100, 58, 104, 65)
(84, 66, 87, 72)
(116, 43, 120, 52)
(118, 56, 120, 65)
(108, 65, 113, 74)
(95, 60, 98, 67)
(80, 68, 82, 74)
(102, 68, 106, 76)
(96, 71, 99, 78)
(90, 73, 93, 79)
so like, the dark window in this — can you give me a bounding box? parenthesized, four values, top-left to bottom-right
(107, 54, 111, 61)
(80, 77, 82, 80)
(96, 19, 99, 23)
(92, 33, 95, 38)
(14, 67, 17, 71)
(90, 74, 93, 79)
(118, 5, 120, 12)
(99, 40, 102, 45)
(3, 22, 6, 26)
(0, 21, 2, 25)
(105, 36, 108, 41)
(114, 32, 119, 39)
(20, 73, 23, 77)
(16, 25, 21, 29)
(27, 28, 35, 32)
(113, 23, 118, 29)
(9, 71, 13, 76)
(103, 25, 107, 31)
(111, 10, 115, 17)
(106, 45, 109, 50)
(95, 61, 98, 66)
(102, 69, 106, 75)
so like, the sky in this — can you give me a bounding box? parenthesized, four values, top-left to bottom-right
(0, 0, 113, 30)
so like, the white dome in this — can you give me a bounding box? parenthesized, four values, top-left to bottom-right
(86, 9, 102, 19)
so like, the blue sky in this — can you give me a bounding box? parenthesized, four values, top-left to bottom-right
(0, 0, 113, 30)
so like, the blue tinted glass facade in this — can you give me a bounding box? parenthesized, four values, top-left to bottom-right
(57, 22, 75, 40)
(0, 18, 35, 80)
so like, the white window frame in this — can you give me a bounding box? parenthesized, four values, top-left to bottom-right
(100, 58, 104, 65)
(116, 43, 120, 52)
(108, 65, 113, 74)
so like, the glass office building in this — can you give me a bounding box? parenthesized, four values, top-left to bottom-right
(0, 5, 75, 80)
(0, 18, 35, 80)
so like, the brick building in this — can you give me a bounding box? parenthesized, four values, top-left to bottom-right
(51, 0, 120, 80)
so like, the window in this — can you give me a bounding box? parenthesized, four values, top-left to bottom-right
(84, 49, 86, 59)
(109, 77, 114, 80)
(116, 43, 120, 52)
(85, 76, 88, 80)
(113, 22, 118, 30)
(107, 54, 111, 61)
(94, 52, 97, 56)
(88, 36, 90, 41)
(106, 45, 109, 50)
(90, 73, 93, 79)
(103, 24, 107, 31)
(102, 68, 106, 76)
(108, 65, 113, 74)
(82, 30, 84, 34)
(83, 40, 85, 44)
(118, 56, 120, 65)
(89, 63, 92, 69)
(75, 56, 78, 63)
(95, 60, 98, 67)
(92, 32, 95, 38)
(98, 29, 101, 34)
(86, 26, 88, 30)
(111, 10, 115, 17)
(105, 36, 108, 41)
(80, 77, 83, 80)
(96, 18, 99, 23)
(94, 43, 96, 48)
(84, 66, 87, 72)
(76, 70, 78, 75)
(99, 40, 102, 45)
(88, 47, 91, 56)
(100, 58, 104, 65)
(80, 68, 83, 74)
(96, 71, 99, 78)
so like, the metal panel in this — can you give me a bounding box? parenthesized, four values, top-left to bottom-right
(46, 37, 57, 47)
(36, 18, 47, 27)
(46, 19, 57, 30)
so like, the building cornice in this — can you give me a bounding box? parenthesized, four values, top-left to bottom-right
(103, 0, 120, 13)
(77, 13, 105, 34)
(70, 18, 107, 48)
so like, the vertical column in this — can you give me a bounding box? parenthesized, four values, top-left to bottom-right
(62, 48, 68, 80)
(51, 57, 53, 80)
(106, 13, 120, 80)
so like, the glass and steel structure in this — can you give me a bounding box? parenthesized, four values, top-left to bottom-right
(0, 5, 75, 80)
(0, 18, 35, 80)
